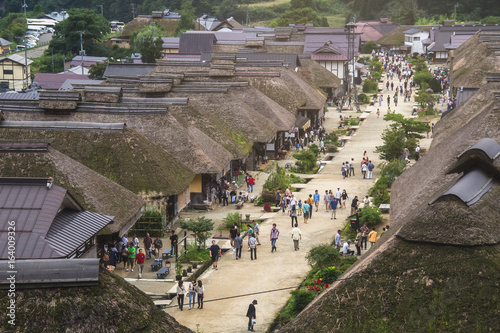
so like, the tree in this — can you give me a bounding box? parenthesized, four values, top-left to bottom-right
(290, 0, 314, 10)
(176, 0, 196, 36)
(306, 244, 341, 269)
(271, 8, 327, 27)
(383, 113, 430, 139)
(361, 41, 378, 54)
(130, 23, 166, 52)
(48, 8, 110, 56)
(89, 61, 108, 80)
(292, 149, 318, 173)
(375, 127, 406, 161)
(140, 36, 163, 63)
(180, 216, 214, 249)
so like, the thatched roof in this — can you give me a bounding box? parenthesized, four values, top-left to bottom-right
(377, 26, 406, 46)
(0, 268, 193, 332)
(452, 34, 500, 88)
(121, 16, 178, 38)
(297, 58, 341, 90)
(279, 61, 500, 332)
(0, 146, 144, 234)
(0, 127, 195, 196)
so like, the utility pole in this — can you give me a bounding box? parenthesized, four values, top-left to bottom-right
(24, 38, 29, 89)
(22, 0, 27, 17)
(131, 3, 136, 19)
(78, 31, 85, 75)
(51, 48, 54, 73)
(454, 3, 459, 21)
(62, 9, 66, 39)
(96, 5, 103, 16)
(245, 10, 250, 27)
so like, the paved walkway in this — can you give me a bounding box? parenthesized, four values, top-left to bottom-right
(157, 76, 438, 332)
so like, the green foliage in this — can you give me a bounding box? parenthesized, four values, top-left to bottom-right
(292, 149, 318, 174)
(89, 61, 108, 80)
(389, 0, 421, 25)
(413, 71, 434, 87)
(180, 216, 214, 250)
(262, 163, 304, 192)
(348, 118, 360, 126)
(130, 22, 166, 51)
(308, 144, 320, 157)
(358, 206, 383, 227)
(281, 289, 316, 321)
(306, 244, 341, 269)
(482, 16, 500, 24)
(313, 266, 342, 283)
(383, 113, 430, 139)
(175, 259, 183, 276)
(31, 53, 68, 74)
(222, 212, 240, 229)
(375, 127, 406, 161)
(0, 13, 27, 42)
(179, 243, 210, 262)
(271, 8, 327, 27)
(140, 36, 163, 63)
(363, 79, 379, 93)
(176, 0, 196, 36)
(427, 78, 442, 93)
(361, 40, 378, 54)
(380, 159, 407, 181)
(358, 93, 370, 104)
(48, 8, 110, 56)
(415, 90, 436, 111)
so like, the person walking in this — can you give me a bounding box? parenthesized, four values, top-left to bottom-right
(360, 224, 370, 250)
(253, 220, 261, 245)
(329, 196, 338, 219)
(289, 204, 298, 227)
(341, 189, 349, 209)
(209, 240, 221, 269)
(188, 278, 197, 310)
(291, 223, 302, 251)
(246, 300, 258, 331)
(136, 248, 145, 279)
(349, 158, 355, 176)
(313, 190, 320, 212)
(177, 280, 186, 311)
(230, 224, 238, 249)
(270, 223, 279, 252)
(127, 242, 135, 272)
(143, 233, 153, 259)
(249, 234, 257, 260)
(324, 190, 330, 212)
(367, 161, 375, 179)
(247, 174, 255, 193)
(197, 280, 204, 309)
(303, 201, 310, 224)
(234, 233, 242, 260)
(306, 194, 314, 218)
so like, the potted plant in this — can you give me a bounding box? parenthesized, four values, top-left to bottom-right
(175, 260, 183, 281)
(187, 267, 192, 273)
(182, 269, 188, 277)
(192, 262, 198, 269)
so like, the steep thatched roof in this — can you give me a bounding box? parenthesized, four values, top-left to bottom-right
(121, 16, 178, 38)
(296, 58, 341, 90)
(0, 268, 192, 332)
(0, 127, 195, 196)
(377, 26, 406, 46)
(452, 34, 500, 88)
(0, 146, 143, 234)
(280, 56, 500, 332)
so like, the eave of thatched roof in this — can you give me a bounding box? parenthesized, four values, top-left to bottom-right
(377, 26, 405, 45)
(0, 127, 195, 196)
(296, 58, 341, 90)
(0, 146, 144, 234)
(451, 34, 500, 88)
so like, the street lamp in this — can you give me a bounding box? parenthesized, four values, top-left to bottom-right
(22, 0, 27, 17)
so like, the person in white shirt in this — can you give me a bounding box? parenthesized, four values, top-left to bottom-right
(343, 240, 354, 256)
(197, 280, 205, 309)
(291, 223, 302, 251)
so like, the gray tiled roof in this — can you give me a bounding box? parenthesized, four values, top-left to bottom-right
(179, 33, 216, 54)
(103, 63, 156, 78)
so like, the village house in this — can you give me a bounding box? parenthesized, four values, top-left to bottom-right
(0, 54, 32, 91)
(403, 28, 430, 55)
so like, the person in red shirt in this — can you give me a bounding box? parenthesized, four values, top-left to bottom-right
(247, 174, 255, 193)
(136, 248, 146, 279)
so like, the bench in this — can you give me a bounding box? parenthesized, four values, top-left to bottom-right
(151, 258, 163, 271)
(162, 249, 172, 259)
(156, 266, 170, 279)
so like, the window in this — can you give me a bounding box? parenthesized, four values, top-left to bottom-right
(3, 69, 13, 75)
(414, 36, 420, 41)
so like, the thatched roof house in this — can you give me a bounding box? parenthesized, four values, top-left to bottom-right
(0, 145, 143, 235)
(279, 54, 500, 332)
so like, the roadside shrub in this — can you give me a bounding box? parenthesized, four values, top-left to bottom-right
(292, 149, 318, 174)
(358, 93, 370, 104)
(222, 212, 240, 229)
(413, 71, 433, 86)
(282, 290, 316, 319)
(363, 78, 378, 93)
(309, 144, 320, 157)
(427, 78, 442, 93)
(313, 266, 342, 283)
(372, 188, 390, 207)
(358, 206, 382, 227)
(380, 159, 407, 181)
(306, 244, 341, 269)
(337, 256, 358, 272)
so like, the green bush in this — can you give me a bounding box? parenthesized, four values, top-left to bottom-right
(313, 266, 342, 283)
(337, 256, 358, 272)
(348, 118, 360, 126)
(222, 212, 240, 229)
(361, 40, 378, 54)
(306, 244, 341, 269)
(380, 159, 407, 181)
(414, 71, 433, 87)
(264, 164, 292, 192)
(358, 206, 383, 227)
(282, 289, 316, 320)
(309, 144, 320, 157)
(179, 243, 210, 262)
(427, 78, 442, 93)
(363, 79, 379, 93)
(358, 93, 370, 104)
(326, 145, 338, 153)
(324, 132, 339, 143)
(372, 188, 390, 207)
(292, 149, 318, 174)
